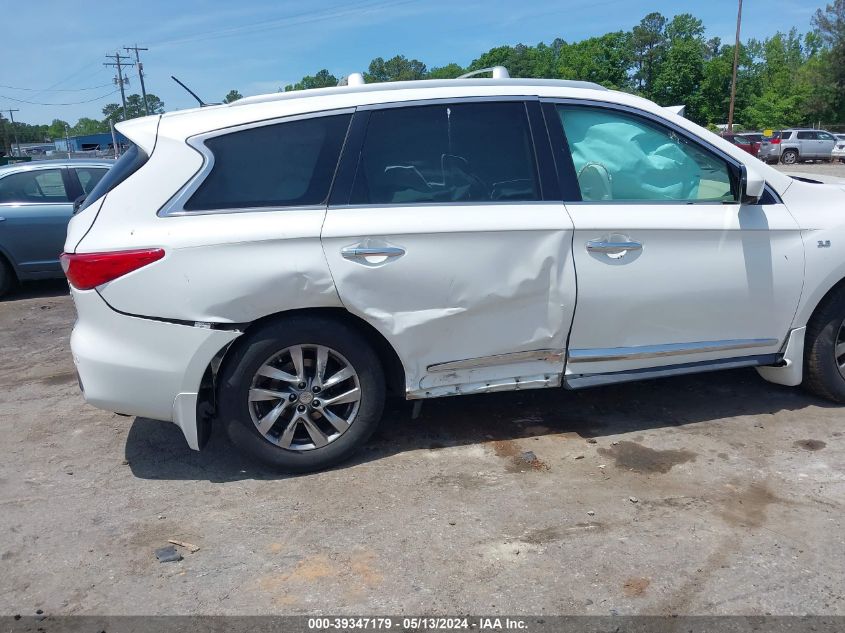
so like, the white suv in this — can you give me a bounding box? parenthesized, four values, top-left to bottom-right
(63, 69, 845, 472)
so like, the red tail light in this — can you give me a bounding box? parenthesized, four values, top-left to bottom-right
(60, 248, 165, 290)
(770, 137, 781, 144)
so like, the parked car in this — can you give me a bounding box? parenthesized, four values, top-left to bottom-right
(720, 132, 761, 157)
(759, 128, 837, 164)
(832, 134, 845, 163)
(741, 132, 764, 144)
(62, 68, 845, 472)
(0, 160, 111, 296)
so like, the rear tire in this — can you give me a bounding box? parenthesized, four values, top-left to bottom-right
(0, 258, 14, 298)
(781, 149, 798, 165)
(218, 316, 386, 473)
(804, 288, 845, 403)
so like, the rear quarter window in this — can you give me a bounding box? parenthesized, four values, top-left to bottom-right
(183, 114, 351, 212)
(80, 144, 146, 211)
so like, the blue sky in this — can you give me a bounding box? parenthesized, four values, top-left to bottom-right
(2, 0, 819, 125)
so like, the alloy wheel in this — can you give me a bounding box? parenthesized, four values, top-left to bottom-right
(836, 320, 845, 381)
(248, 344, 361, 451)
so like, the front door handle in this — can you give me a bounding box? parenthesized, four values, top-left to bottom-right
(341, 246, 405, 260)
(0, 217, 6, 222)
(586, 239, 642, 254)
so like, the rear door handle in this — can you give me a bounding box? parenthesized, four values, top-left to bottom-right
(341, 246, 405, 260)
(586, 240, 642, 254)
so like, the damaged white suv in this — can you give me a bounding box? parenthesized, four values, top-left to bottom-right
(63, 68, 845, 472)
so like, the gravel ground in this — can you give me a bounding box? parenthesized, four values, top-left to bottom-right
(773, 160, 845, 179)
(1, 247, 844, 616)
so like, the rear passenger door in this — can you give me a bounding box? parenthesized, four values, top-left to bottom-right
(796, 131, 818, 158)
(321, 100, 576, 397)
(0, 167, 74, 276)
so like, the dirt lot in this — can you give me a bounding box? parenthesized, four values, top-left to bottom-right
(1, 166, 844, 616)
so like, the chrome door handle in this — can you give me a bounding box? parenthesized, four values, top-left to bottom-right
(341, 246, 405, 260)
(0, 217, 6, 222)
(586, 240, 642, 254)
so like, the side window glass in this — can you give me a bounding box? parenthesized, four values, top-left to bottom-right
(0, 169, 69, 203)
(75, 168, 108, 194)
(349, 102, 540, 205)
(797, 131, 815, 140)
(818, 132, 834, 141)
(556, 106, 736, 203)
(185, 114, 351, 211)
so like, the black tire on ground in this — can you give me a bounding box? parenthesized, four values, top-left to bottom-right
(0, 258, 14, 298)
(781, 149, 798, 165)
(804, 287, 845, 403)
(218, 316, 386, 472)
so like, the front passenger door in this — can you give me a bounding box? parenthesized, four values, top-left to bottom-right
(544, 102, 804, 381)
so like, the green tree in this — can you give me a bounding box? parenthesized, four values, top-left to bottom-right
(47, 119, 70, 140)
(469, 44, 556, 78)
(631, 12, 668, 96)
(222, 89, 243, 103)
(284, 69, 338, 91)
(102, 94, 165, 123)
(365, 55, 427, 82)
(558, 32, 633, 89)
(427, 63, 465, 79)
(652, 14, 706, 120)
(71, 117, 107, 136)
(811, 0, 845, 119)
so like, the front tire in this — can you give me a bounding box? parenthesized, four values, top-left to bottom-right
(218, 316, 386, 472)
(804, 289, 845, 402)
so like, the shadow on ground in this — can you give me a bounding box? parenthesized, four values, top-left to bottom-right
(126, 367, 832, 482)
(1, 279, 68, 302)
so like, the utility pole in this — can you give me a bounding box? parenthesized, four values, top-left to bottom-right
(124, 44, 149, 115)
(0, 112, 9, 157)
(3, 109, 21, 156)
(727, 0, 743, 133)
(104, 51, 133, 121)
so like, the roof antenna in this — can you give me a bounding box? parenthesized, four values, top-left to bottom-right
(171, 75, 215, 107)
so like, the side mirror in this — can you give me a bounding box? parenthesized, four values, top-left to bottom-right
(740, 164, 765, 204)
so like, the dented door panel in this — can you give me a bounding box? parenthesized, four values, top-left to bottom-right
(321, 203, 576, 395)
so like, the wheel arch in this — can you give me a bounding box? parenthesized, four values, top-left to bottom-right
(196, 307, 407, 446)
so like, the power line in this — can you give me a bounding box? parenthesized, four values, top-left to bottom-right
(0, 89, 120, 106)
(0, 82, 113, 92)
(147, 0, 413, 48)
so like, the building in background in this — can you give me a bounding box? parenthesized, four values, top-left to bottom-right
(53, 132, 128, 154)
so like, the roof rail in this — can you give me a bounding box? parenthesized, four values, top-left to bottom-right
(338, 72, 366, 87)
(458, 66, 510, 79)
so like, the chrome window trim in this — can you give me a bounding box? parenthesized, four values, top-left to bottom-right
(542, 98, 756, 205)
(356, 95, 539, 111)
(567, 338, 780, 363)
(0, 202, 72, 208)
(158, 107, 356, 217)
(329, 200, 558, 211)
